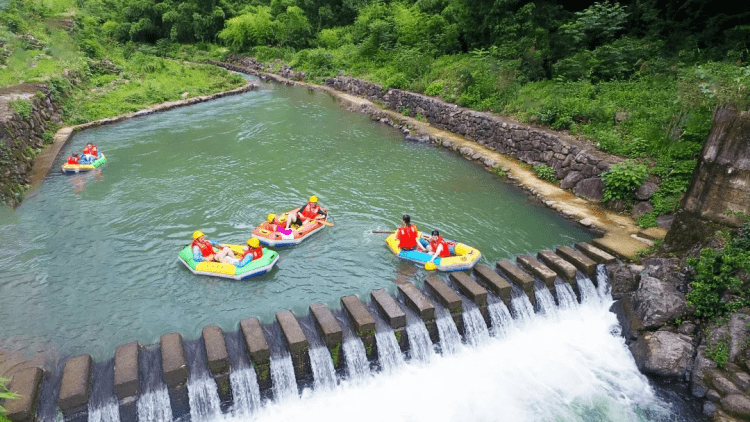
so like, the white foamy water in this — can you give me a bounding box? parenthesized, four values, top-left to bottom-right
(555, 278, 578, 310)
(230, 367, 261, 418)
(270, 353, 298, 403)
(375, 328, 405, 373)
(88, 398, 119, 422)
(487, 301, 515, 338)
(576, 272, 600, 305)
(342, 338, 371, 382)
(309, 346, 337, 391)
(212, 295, 672, 422)
(435, 312, 462, 355)
(510, 294, 535, 324)
(188, 376, 222, 422)
(462, 306, 490, 347)
(534, 285, 558, 318)
(136, 387, 173, 422)
(405, 320, 435, 364)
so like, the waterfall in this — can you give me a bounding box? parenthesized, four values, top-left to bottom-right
(534, 285, 558, 319)
(270, 352, 298, 403)
(137, 347, 173, 422)
(462, 305, 490, 347)
(510, 295, 535, 325)
(487, 301, 515, 338)
(375, 327, 405, 373)
(184, 339, 222, 422)
(576, 272, 600, 305)
(405, 320, 435, 364)
(230, 367, 261, 418)
(225, 330, 261, 418)
(554, 278, 578, 310)
(342, 337, 371, 382)
(88, 360, 119, 422)
(334, 309, 371, 383)
(309, 346, 337, 391)
(596, 264, 611, 300)
(436, 311, 462, 355)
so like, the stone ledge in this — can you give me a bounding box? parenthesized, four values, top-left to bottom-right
(5, 367, 43, 422)
(160, 333, 187, 388)
(341, 295, 376, 335)
(309, 303, 343, 348)
(472, 265, 512, 304)
(398, 283, 435, 322)
(114, 341, 140, 400)
(371, 289, 406, 330)
(202, 326, 230, 375)
(556, 246, 597, 276)
(58, 354, 92, 413)
(425, 276, 462, 313)
(240, 318, 270, 364)
(276, 311, 309, 354)
(449, 272, 487, 307)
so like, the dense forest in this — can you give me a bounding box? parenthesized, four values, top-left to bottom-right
(1, 0, 749, 226)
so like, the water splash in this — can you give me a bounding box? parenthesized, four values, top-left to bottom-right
(554, 278, 578, 310)
(596, 264, 612, 300)
(137, 388, 173, 422)
(488, 301, 515, 338)
(406, 320, 435, 364)
(510, 295, 535, 325)
(309, 346, 337, 391)
(436, 312, 462, 355)
(375, 328, 405, 373)
(188, 376, 222, 422)
(230, 367, 261, 418)
(576, 272, 600, 305)
(270, 352, 298, 403)
(343, 337, 371, 382)
(88, 398, 119, 422)
(462, 306, 490, 347)
(534, 285, 558, 319)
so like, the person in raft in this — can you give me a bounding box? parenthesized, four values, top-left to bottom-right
(81, 143, 99, 164)
(265, 213, 294, 237)
(191, 230, 237, 264)
(427, 230, 452, 263)
(395, 214, 425, 251)
(67, 153, 80, 165)
(236, 238, 264, 267)
(285, 195, 327, 229)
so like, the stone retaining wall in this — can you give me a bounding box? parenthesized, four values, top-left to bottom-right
(0, 83, 62, 206)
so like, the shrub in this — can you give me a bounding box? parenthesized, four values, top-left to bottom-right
(9, 99, 31, 119)
(533, 165, 557, 183)
(425, 81, 444, 97)
(601, 160, 648, 201)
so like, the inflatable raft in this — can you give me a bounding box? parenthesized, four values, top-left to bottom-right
(178, 244, 279, 280)
(252, 208, 329, 247)
(61, 154, 106, 174)
(385, 232, 481, 272)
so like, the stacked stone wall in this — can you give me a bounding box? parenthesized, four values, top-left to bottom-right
(324, 76, 624, 202)
(0, 83, 62, 206)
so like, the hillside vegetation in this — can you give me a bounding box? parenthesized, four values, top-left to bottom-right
(1, 0, 749, 226)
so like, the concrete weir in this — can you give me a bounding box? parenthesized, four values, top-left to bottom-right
(4, 241, 616, 422)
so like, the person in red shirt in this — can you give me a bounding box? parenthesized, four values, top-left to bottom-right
(427, 230, 452, 263)
(237, 238, 263, 267)
(395, 214, 424, 251)
(67, 153, 80, 165)
(286, 195, 327, 229)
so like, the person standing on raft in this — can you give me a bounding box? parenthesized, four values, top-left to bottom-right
(286, 195, 328, 229)
(191, 230, 237, 264)
(395, 214, 425, 251)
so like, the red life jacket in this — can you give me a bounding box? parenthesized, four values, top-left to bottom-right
(430, 237, 451, 257)
(89, 145, 98, 156)
(67, 156, 79, 165)
(191, 238, 214, 257)
(243, 247, 263, 260)
(397, 224, 418, 249)
(300, 203, 320, 220)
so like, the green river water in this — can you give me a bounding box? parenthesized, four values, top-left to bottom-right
(0, 77, 593, 360)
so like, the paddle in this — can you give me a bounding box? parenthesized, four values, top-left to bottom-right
(372, 230, 395, 234)
(320, 220, 334, 227)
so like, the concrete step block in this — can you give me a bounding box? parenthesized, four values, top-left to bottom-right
(516, 255, 557, 289)
(113, 341, 140, 400)
(160, 333, 188, 388)
(371, 289, 406, 330)
(472, 265, 512, 304)
(537, 250, 577, 282)
(556, 246, 597, 276)
(310, 303, 343, 348)
(240, 318, 270, 364)
(341, 295, 376, 336)
(425, 276, 462, 314)
(202, 326, 230, 375)
(58, 354, 92, 413)
(449, 272, 487, 307)
(495, 260, 534, 293)
(5, 367, 43, 422)
(575, 242, 616, 264)
(276, 310, 309, 354)
(397, 283, 435, 321)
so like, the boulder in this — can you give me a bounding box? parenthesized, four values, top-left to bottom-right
(608, 263, 641, 299)
(560, 171, 584, 189)
(656, 214, 675, 230)
(728, 313, 750, 362)
(573, 177, 605, 202)
(632, 201, 654, 218)
(635, 182, 659, 200)
(692, 345, 718, 398)
(630, 330, 694, 378)
(633, 276, 688, 329)
(721, 394, 750, 419)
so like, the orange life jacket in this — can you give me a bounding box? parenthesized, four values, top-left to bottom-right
(300, 203, 321, 220)
(242, 247, 263, 260)
(191, 237, 214, 257)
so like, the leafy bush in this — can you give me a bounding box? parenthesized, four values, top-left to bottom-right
(424, 81, 443, 97)
(686, 223, 750, 319)
(533, 165, 557, 183)
(8, 98, 31, 118)
(601, 160, 648, 201)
